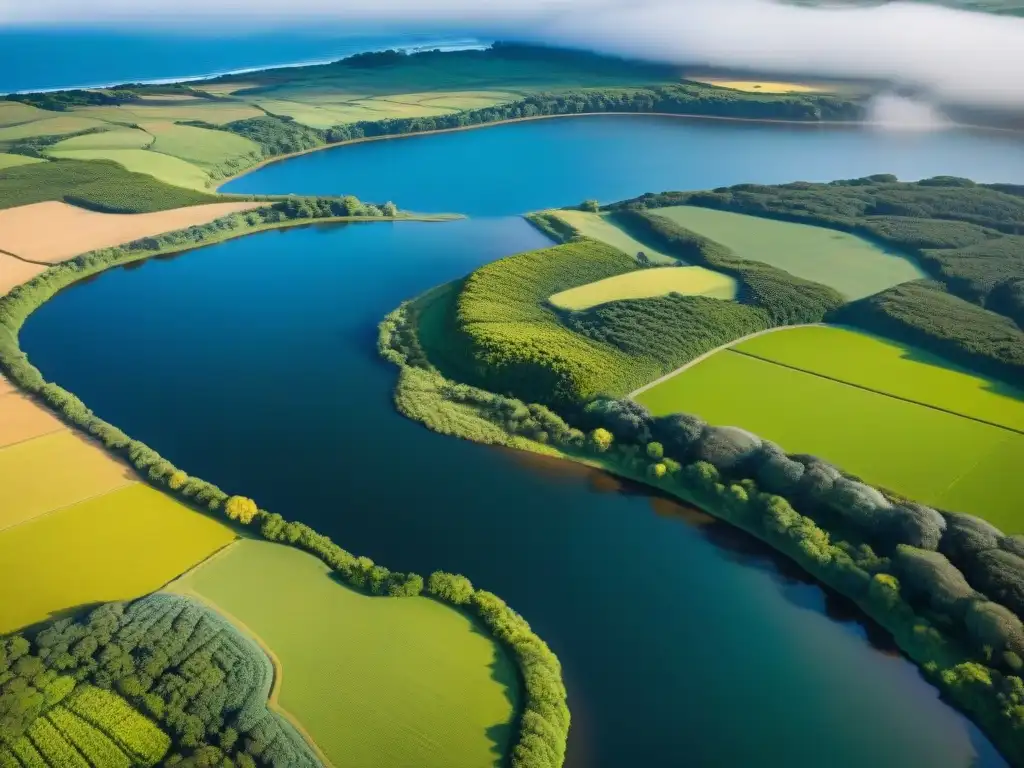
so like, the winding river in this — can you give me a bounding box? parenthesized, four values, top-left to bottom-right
(23, 115, 1024, 767)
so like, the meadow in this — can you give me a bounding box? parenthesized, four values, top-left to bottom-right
(169, 539, 520, 768)
(552, 210, 678, 264)
(0, 483, 235, 632)
(0, 153, 44, 170)
(649, 206, 927, 299)
(549, 265, 737, 309)
(635, 349, 1019, 526)
(44, 148, 212, 190)
(734, 325, 1024, 431)
(48, 127, 153, 151)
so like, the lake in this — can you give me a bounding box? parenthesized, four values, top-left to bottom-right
(22, 116, 1020, 767)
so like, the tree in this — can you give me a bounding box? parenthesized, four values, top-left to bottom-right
(589, 428, 613, 453)
(168, 470, 188, 490)
(382, 201, 398, 217)
(648, 462, 667, 479)
(224, 496, 258, 525)
(646, 441, 664, 460)
(580, 199, 600, 212)
(427, 572, 474, 605)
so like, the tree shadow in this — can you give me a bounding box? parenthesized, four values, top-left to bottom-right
(467, 618, 522, 767)
(12, 601, 106, 638)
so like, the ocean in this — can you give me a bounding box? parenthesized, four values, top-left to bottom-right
(0, 27, 486, 93)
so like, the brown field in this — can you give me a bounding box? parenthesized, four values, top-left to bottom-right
(0, 431, 137, 531)
(0, 392, 66, 450)
(0, 376, 16, 396)
(0, 201, 265, 264)
(0, 254, 47, 296)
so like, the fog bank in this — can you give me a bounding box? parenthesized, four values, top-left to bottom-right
(3, 0, 1022, 110)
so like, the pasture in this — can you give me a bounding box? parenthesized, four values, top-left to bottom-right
(0, 201, 264, 263)
(169, 539, 519, 768)
(0, 101, 51, 126)
(0, 116, 110, 142)
(70, 102, 265, 125)
(550, 265, 737, 309)
(0, 431, 135, 532)
(141, 122, 262, 173)
(635, 349, 1019, 526)
(650, 206, 927, 299)
(0, 153, 44, 170)
(734, 325, 1024, 431)
(44, 148, 212, 190)
(0, 483, 235, 633)
(48, 128, 153, 151)
(553, 210, 677, 264)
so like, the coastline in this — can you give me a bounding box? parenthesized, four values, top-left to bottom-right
(217, 110, 1023, 191)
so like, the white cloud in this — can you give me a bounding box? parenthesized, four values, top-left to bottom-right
(3, 0, 1023, 109)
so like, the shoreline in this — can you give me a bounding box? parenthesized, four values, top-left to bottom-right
(217, 110, 1023, 191)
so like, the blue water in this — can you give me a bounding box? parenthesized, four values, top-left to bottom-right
(223, 115, 1024, 214)
(21, 116, 1019, 767)
(0, 28, 481, 93)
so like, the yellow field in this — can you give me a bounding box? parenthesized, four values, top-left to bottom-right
(0, 430, 136, 531)
(0, 102, 51, 127)
(48, 127, 154, 151)
(0, 483, 236, 633)
(550, 265, 737, 309)
(552, 210, 678, 265)
(0, 153, 45, 170)
(0, 201, 264, 264)
(0, 253, 47, 295)
(0, 392, 65, 450)
(44, 148, 212, 189)
(692, 78, 826, 94)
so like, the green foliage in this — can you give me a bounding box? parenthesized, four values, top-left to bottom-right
(215, 116, 325, 157)
(831, 280, 1024, 387)
(611, 210, 846, 324)
(987, 277, 1024, 329)
(6, 90, 138, 112)
(0, 158, 222, 212)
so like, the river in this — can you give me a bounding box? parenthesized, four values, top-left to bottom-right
(22, 116, 1024, 767)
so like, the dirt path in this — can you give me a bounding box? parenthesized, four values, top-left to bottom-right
(627, 323, 824, 399)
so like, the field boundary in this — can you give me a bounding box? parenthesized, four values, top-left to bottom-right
(627, 323, 822, 398)
(730, 349, 1024, 436)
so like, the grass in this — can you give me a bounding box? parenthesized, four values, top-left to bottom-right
(0, 158, 222, 211)
(0, 116, 110, 143)
(70, 102, 265, 125)
(734, 325, 1024, 431)
(44, 148, 212, 190)
(48, 128, 153, 151)
(0, 431, 135, 532)
(550, 265, 738, 309)
(168, 539, 519, 768)
(0, 102, 51, 127)
(552, 210, 678, 265)
(0, 153, 45, 170)
(650, 206, 927, 299)
(635, 349, 1020, 526)
(141, 122, 262, 173)
(0, 483, 235, 633)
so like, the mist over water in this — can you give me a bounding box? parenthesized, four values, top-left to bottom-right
(866, 94, 953, 130)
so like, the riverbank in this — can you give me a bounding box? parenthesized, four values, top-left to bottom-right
(378, 287, 1024, 767)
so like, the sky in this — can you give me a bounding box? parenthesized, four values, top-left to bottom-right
(2, 0, 1023, 110)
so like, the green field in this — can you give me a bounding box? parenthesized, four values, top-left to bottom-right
(635, 349, 1020, 527)
(0, 153, 44, 170)
(552, 210, 678, 265)
(735, 325, 1024, 431)
(44, 149, 212, 190)
(169, 539, 519, 768)
(48, 128, 153, 151)
(0, 116, 110, 142)
(141, 122, 262, 173)
(550, 265, 738, 309)
(650, 206, 927, 299)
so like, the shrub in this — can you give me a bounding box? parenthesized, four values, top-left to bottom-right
(650, 413, 706, 459)
(426, 572, 475, 605)
(964, 599, 1024, 662)
(755, 452, 805, 495)
(694, 426, 761, 471)
(941, 512, 1004, 566)
(893, 546, 980, 619)
(582, 398, 653, 443)
(589, 428, 613, 453)
(885, 503, 947, 551)
(971, 549, 1024, 620)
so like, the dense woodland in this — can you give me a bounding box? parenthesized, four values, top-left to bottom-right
(606, 176, 1024, 385)
(1, 595, 317, 767)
